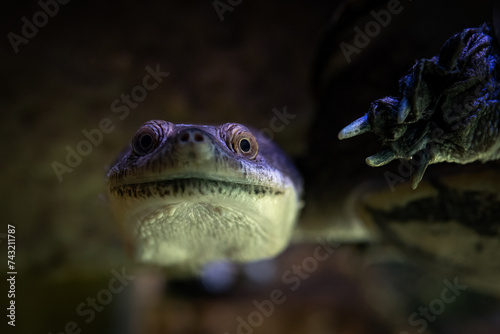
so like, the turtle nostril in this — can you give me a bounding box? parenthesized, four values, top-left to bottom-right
(174, 129, 213, 161)
(180, 133, 190, 142)
(194, 133, 204, 142)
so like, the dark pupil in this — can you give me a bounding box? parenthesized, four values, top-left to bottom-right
(139, 134, 153, 150)
(239, 138, 251, 153)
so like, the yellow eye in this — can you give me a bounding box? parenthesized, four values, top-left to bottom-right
(219, 123, 259, 160)
(233, 134, 258, 159)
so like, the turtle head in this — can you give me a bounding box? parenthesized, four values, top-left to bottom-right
(106, 120, 303, 273)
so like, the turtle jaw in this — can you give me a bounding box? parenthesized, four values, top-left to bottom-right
(107, 176, 300, 271)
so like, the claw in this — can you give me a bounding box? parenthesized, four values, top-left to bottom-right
(338, 114, 371, 140)
(411, 150, 431, 189)
(397, 96, 411, 123)
(365, 148, 396, 167)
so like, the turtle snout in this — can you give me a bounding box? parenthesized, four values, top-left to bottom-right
(178, 128, 206, 144)
(172, 128, 215, 162)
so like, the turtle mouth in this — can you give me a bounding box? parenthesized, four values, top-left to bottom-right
(108, 177, 284, 199)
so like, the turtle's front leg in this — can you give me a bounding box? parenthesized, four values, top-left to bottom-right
(338, 23, 500, 189)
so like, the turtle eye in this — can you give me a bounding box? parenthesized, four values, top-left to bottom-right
(132, 121, 165, 155)
(234, 134, 258, 159)
(233, 133, 258, 159)
(219, 123, 259, 160)
(239, 138, 251, 153)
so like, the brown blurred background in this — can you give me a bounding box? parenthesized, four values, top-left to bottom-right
(1, 0, 498, 333)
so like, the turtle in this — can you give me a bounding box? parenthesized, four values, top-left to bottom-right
(106, 18, 500, 300)
(102, 3, 500, 332)
(106, 121, 303, 275)
(334, 20, 500, 284)
(327, 21, 500, 298)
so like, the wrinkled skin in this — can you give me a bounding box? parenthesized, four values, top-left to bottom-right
(339, 23, 500, 188)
